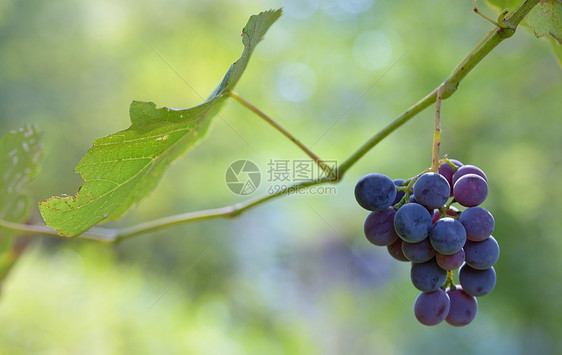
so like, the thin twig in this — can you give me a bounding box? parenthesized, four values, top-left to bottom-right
(229, 90, 333, 177)
(473, 0, 506, 28)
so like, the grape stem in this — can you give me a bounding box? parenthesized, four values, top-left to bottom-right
(444, 198, 457, 211)
(443, 270, 456, 290)
(0, 0, 540, 243)
(443, 157, 459, 171)
(393, 168, 431, 210)
(431, 85, 445, 172)
(406, 169, 431, 194)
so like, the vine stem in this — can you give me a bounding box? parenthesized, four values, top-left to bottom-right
(1, 179, 328, 243)
(115, 178, 329, 242)
(337, 0, 540, 175)
(228, 90, 333, 177)
(0, 0, 540, 244)
(431, 85, 445, 172)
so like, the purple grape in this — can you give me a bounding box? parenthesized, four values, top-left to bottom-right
(446, 206, 460, 217)
(364, 208, 399, 246)
(464, 236, 499, 270)
(413, 172, 451, 210)
(432, 207, 460, 225)
(459, 264, 496, 297)
(402, 238, 436, 263)
(414, 289, 451, 326)
(453, 174, 488, 207)
(439, 159, 463, 196)
(394, 203, 432, 243)
(393, 179, 406, 205)
(452, 165, 487, 186)
(410, 258, 447, 292)
(355, 173, 397, 211)
(387, 238, 408, 262)
(459, 207, 495, 241)
(430, 218, 466, 255)
(432, 210, 440, 224)
(409, 194, 417, 203)
(409, 195, 434, 216)
(445, 286, 478, 326)
(436, 249, 465, 270)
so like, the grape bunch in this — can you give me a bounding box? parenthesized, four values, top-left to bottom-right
(355, 159, 498, 326)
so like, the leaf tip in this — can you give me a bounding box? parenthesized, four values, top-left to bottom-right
(241, 8, 283, 47)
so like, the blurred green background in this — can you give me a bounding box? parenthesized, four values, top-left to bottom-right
(1, 0, 561, 354)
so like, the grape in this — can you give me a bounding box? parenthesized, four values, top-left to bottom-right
(402, 238, 436, 263)
(446, 206, 460, 218)
(464, 236, 499, 270)
(439, 159, 463, 196)
(393, 179, 406, 205)
(409, 194, 417, 203)
(459, 207, 495, 241)
(436, 249, 465, 270)
(432, 210, 440, 224)
(355, 173, 397, 211)
(430, 217, 466, 255)
(410, 258, 447, 292)
(363, 208, 399, 246)
(409, 194, 433, 212)
(413, 172, 451, 210)
(452, 164, 487, 185)
(445, 286, 478, 326)
(432, 207, 460, 224)
(453, 174, 488, 207)
(387, 238, 409, 262)
(414, 289, 450, 326)
(459, 264, 496, 297)
(394, 203, 432, 243)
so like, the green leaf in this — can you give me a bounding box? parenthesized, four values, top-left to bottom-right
(0, 125, 43, 278)
(525, 0, 562, 43)
(0, 125, 43, 239)
(39, 9, 282, 237)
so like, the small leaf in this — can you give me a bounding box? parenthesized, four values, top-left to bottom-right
(39, 9, 282, 237)
(0, 125, 43, 236)
(0, 126, 43, 277)
(525, 0, 562, 43)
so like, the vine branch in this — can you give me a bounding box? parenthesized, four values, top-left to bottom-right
(0, 0, 540, 244)
(337, 0, 539, 175)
